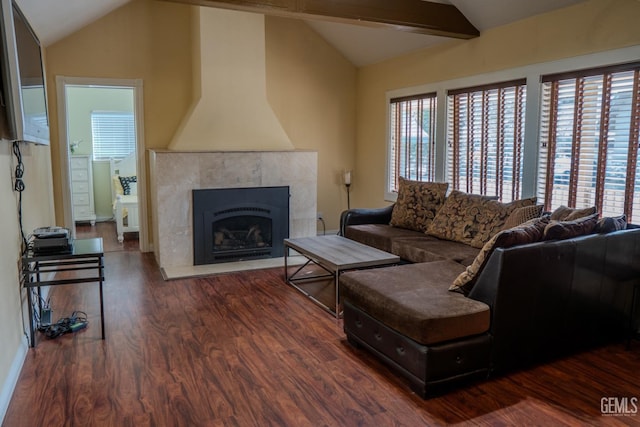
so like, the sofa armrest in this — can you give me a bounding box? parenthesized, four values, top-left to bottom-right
(339, 205, 394, 236)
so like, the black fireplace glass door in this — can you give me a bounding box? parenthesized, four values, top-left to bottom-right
(212, 215, 272, 253)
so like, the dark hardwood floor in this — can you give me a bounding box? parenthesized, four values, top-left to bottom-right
(4, 233, 640, 426)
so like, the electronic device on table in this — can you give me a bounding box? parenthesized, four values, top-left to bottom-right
(31, 226, 73, 254)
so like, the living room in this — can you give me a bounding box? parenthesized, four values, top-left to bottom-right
(1, 0, 640, 424)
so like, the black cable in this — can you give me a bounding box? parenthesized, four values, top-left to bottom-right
(12, 141, 28, 252)
(39, 311, 88, 339)
(318, 217, 326, 235)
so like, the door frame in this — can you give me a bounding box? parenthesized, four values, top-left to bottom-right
(56, 76, 150, 252)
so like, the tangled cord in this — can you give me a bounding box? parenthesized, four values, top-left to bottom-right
(12, 141, 28, 251)
(39, 311, 88, 339)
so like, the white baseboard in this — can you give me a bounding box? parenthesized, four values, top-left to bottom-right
(317, 229, 339, 236)
(0, 339, 28, 425)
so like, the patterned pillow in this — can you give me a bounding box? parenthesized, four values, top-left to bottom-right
(426, 190, 498, 245)
(502, 204, 544, 230)
(468, 197, 537, 248)
(119, 176, 137, 195)
(543, 213, 599, 240)
(550, 205, 597, 221)
(390, 178, 448, 232)
(450, 216, 550, 295)
(594, 214, 627, 233)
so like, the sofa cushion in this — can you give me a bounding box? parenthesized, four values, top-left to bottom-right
(340, 261, 490, 345)
(450, 216, 550, 295)
(345, 224, 434, 253)
(543, 213, 599, 240)
(594, 214, 627, 233)
(391, 237, 480, 266)
(550, 205, 597, 221)
(427, 190, 536, 248)
(390, 178, 448, 232)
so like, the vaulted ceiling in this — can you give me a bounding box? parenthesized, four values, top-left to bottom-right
(15, 0, 587, 67)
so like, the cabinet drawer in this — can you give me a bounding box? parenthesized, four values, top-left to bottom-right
(73, 206, 91, 217)
(73, 193, 90, 206)
(70, 157, 87, 169)
(72, 181, 89, 193)
(71, 169, 88, 182)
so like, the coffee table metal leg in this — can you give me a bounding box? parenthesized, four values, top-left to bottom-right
(336, 274, 341, 321)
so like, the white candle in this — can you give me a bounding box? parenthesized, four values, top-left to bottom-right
(344, 170, 351, 185)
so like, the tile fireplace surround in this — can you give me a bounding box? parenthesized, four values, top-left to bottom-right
(149, 150, 317, 279)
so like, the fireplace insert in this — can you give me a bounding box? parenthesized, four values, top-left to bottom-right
(193, 186, 289, 265)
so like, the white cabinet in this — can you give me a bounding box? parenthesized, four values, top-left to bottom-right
(70, 155, 96, 225)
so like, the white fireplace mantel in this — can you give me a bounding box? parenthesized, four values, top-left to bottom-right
(149, 150, 317, 276)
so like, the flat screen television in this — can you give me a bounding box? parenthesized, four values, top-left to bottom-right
(0, 0, 49, 145)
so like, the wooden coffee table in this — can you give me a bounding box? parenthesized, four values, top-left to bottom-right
(284, 235, 400, 318)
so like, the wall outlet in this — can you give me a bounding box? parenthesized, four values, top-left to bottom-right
(317, 212, 323, 221)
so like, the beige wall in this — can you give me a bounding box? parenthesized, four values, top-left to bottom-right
(0, 142, 55, 415)
(45, 0, 193, 229)
(168, 8, 294, 151)
(45, 0, 357, 235)
(354, 0, 640, 209)
(265, 16, 357, 231)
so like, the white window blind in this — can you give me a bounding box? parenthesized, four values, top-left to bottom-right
(388, 93, 437, 192)
(91, 111, 136, 161)
(446, 80, 526, 202)
(538, 62, 640, 222)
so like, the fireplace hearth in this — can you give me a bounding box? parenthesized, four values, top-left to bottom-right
(193, 186, 289, 265)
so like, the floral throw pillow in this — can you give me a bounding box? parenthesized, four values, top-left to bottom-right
(426, 190, 497, 245)
(390, 178, 448, 232)
(468, 197, 537, 248)
(427, 190, 536, 248)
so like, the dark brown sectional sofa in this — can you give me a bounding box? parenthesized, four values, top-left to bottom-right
(338, 180, 640, 397)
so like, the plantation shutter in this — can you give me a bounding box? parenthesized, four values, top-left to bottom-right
(91, 112, 136, 161)
(537, 62, 640, 222)
(446, 79, 526, 202)
(389, 93, 437, 192)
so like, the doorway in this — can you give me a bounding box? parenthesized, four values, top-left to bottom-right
(56, 76, 149, 252)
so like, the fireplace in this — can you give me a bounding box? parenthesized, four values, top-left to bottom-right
(193, 186, 290, 265)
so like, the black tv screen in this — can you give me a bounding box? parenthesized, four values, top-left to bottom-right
(12, 1, 48, 144)
(0, 0, 49, 144)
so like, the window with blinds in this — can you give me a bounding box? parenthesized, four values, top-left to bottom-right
(91, 111, 136, 161)
(537, 62, 640, 222)
(388, 93, 437, 192)
(446, 80, 526, 202)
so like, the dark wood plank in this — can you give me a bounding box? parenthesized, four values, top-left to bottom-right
(4, 251, 640, 426)
(163, 0, 479, 39)
(285, 235, 399, 270)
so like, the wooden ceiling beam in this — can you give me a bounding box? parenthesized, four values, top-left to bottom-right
(163, 0, 479, 39)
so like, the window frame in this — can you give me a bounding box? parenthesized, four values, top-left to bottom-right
(385, 45, 640, 207)
(538, 62, 640, 220)
(386, 92, 437, 195)
(445, 79, 527, 202)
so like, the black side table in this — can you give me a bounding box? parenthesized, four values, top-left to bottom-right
(22, 238, 105, 347)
